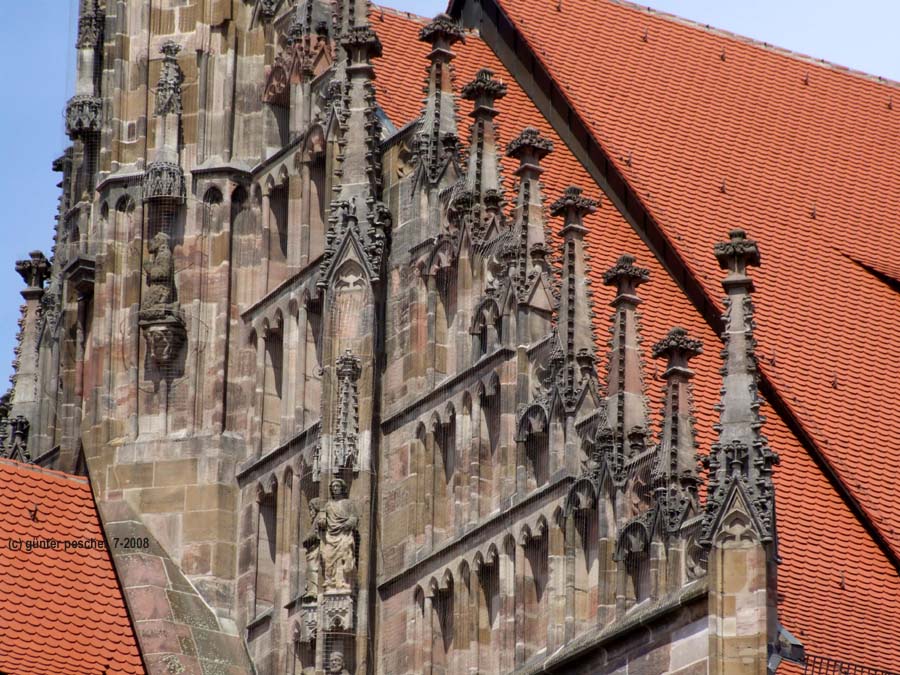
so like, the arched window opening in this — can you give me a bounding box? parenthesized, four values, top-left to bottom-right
(570, 503, 599, 634)
(413, 423, 428, 548)
(432, 577, 454, 675)
(262, 322, 284, 449)
(472, 301, 501, 360)
(255, 483, 278, 616)
(477, 553, 501, 674)
(433, 412, 456, 545)
(308, 153, 327, 259)
(303, 298, 324, 421)
(432, 262, 457, 379)
(413, 587, 427, 674)
(268, 182, 289, 291)
(523, 528, 549, 661)
(478, 385, 500, 518)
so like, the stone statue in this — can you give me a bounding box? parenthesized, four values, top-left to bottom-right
(143, 232, 175, 310)
(326, 650, 350, 675)
(317, 478, 358, 592)
(302, 498, 323, 600)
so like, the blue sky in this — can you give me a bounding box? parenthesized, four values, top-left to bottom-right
(0, 0, 897, 390)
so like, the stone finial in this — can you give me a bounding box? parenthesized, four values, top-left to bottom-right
(506, 127, 553, 162)
(653, 327, 702, 530)
(155, 41, 184, 116)
(419, 13, 466, 48)
(462, 68, 507, 108)
(602, 254, 649, 304)
(652, 327, 702, 376)
(15, 251, 50, 292)
(340, 25, 383, 61)
(714, 228, 760, 290)
(549, 186, 597, 231)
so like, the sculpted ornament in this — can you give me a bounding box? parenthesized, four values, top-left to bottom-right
(139, 232, 186, 368)
(317, 479, 359, 592)
(326, 651, 350, 675)
(303, 498, 324, 600)
(143, 232, 176, 312)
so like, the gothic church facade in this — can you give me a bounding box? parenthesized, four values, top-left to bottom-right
(3, 1, 899, 674)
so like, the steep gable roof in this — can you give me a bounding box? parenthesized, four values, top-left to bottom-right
(371, 5, 900, 669)
(484, 0, 900, 564)
(0, 459, 145, 675)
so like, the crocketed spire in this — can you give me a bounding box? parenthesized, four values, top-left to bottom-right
(416, 14, 465, 180)
(652, 327, 702, 531)
(702, 229, 779, 545)
(549, 186, 597, 409)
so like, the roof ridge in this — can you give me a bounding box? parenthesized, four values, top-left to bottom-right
(371, 3, 435, 26)
(375, 3, 483, 39)
(0, 457, 90, 486)
(609, 0, 900, 90)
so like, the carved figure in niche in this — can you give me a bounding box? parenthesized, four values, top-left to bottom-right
(143, 232, 176, 310)
(317, 478, 358, 592)
(302, 498, 324, 600)
(326, 650, 350, 675)
(145, 324, 182, 365)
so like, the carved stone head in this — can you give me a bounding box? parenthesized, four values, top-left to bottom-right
(327, 651, 347, 674)
(148, 231, 170, 255)
(329, 478, 348, 500)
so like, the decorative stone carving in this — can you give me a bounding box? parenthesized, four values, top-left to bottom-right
(142, 322, 185, 367)
(462, 68, 508, 106)
(15, 251, 50, 294)
(256, 0, 283, 20)
(142, 233, 176, 313)
(322, 592, 354, 631)
(303, 498, 324, 600)
(418, 13, 466, 46)
(65, 95, 102, 140)
(340, 25, 383, 60)
(155, 41, 184, 116)
(317, 478, 359, 593)
(142, 161, 186, 201)
(334, 351, 362, 471)
(0, 416, 31, 462)
(297, 602, 318, 643)
(506, 127, 554, 159)
(76, 0, 103, 49)
(139, 232, 185, 368)
(326, 650, 351, 675)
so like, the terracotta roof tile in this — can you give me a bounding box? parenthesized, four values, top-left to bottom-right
(373, 6, 900, 669)
(493, 0, 900, 563)
(0, 459, 145, 675)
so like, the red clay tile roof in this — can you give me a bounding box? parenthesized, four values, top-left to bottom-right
(372, 6, 900, 669)
(491, 0, 900, 563)
(0, 459, 145, 675)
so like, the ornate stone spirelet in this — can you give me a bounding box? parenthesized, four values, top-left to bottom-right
(155, 41, 184, 116)
(334, 351, 362, 471)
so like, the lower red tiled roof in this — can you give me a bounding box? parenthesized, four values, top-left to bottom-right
(0, 459, 145, 675)
(372, 6, 900, 670)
